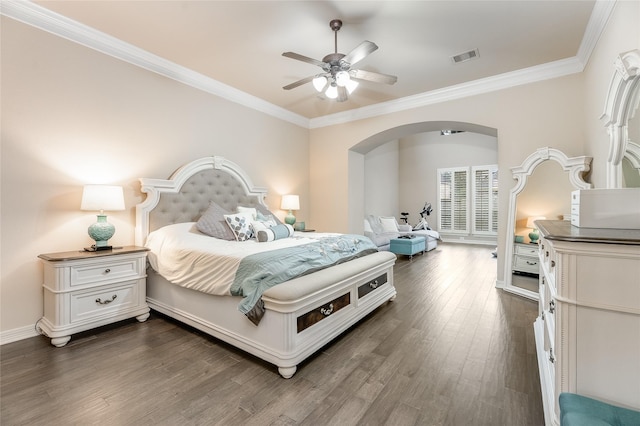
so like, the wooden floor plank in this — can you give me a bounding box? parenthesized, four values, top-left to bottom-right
(1, 243, 543, 425)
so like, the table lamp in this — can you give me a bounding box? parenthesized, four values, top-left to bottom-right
(81, 185, 125, 251)
(526, 216, 546, 243)
(280, 195, 299, 226)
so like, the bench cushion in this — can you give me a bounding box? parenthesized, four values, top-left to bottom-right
(560, 393, 640, 426)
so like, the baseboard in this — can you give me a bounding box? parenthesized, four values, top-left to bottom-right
(440, 237, 497, 246)
(0, 324, 40, 345)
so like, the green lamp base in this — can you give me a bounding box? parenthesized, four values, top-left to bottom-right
(528, 231, 540, 243)
(87, 214, 115, 250)
(284, 210, 296, 226)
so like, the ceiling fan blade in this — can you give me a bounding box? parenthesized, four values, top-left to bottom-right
(283, 75, 315, 90)
(342, 41, 378, 67)
(337, 86, 348, 102)
(282, 52, 326, 68)
(350, 69, 398, 85)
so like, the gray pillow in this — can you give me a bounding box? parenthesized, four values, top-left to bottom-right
(196, 202, 236, 240)
(256, 204, 283, 225)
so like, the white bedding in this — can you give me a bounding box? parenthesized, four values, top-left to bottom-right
(145, 222, 339, 296)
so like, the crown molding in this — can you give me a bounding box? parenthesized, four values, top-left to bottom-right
(2, 0, 615, 131)
(576, 0, 617, 66)
(0, 0, 310, 128)
(309, 56, 585, 128)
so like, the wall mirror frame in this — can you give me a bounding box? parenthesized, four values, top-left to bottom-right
(601, 49, 640, 188)
(502, 147, 592, 300)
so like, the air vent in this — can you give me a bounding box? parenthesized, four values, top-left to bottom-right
(451, 48, 480, 64)
(441, 130, 466, 136)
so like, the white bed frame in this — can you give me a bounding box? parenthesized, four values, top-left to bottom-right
(135, 156, 396, 378)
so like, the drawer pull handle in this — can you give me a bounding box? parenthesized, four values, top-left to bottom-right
(320, 304, 334, 316)
(369, 280, 379, 289)
(549, 348, 555, 364)
(96, 294, 117, 305)
(526, 261, 538, 266)
(550, 260, 556, 268)
(549, 300, 555, 314)
(545, 251, 549, 258)
(104, 269, 111, 274)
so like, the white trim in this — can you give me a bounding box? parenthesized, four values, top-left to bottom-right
(0, 0, 614, 129)
(0, 324, 39, 345)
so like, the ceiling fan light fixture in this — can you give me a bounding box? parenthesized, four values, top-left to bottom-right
(312, 75, 328, 92)
(325, 84, 338, 99)
(345, 78, 359, 94)
(335, 70, 350, 87)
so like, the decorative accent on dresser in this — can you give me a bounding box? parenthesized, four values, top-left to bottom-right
(37, 246, 150, 347)
(534, 220, 640, 426)
(502, 147, 592, 300)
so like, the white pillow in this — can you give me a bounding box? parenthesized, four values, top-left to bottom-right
(237, 206, 258, 220)
(379, 216, 399, 233)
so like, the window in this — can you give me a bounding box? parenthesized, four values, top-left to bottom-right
(437, 165, 498, 236)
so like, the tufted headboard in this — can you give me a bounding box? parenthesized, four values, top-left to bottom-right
(135, 156, 268, 246)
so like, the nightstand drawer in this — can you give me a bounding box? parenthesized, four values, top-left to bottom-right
(513, 255, 539, 274)
(70, 258, 141, 287)
(515, 244, 538, 257)
(70, 281, 139, 323)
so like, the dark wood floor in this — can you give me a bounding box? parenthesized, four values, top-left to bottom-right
(1, 243, 543, 426)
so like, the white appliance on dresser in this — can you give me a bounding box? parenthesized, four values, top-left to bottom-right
(533, 220, 640, 426)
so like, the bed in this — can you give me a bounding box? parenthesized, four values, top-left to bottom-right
(135, 156, 397, 378)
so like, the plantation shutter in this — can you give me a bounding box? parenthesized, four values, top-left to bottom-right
(438, 168, 468, 233)
(472, 165, 498, 235)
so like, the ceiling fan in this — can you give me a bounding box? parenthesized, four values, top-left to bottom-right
(282, 19, 397, 102)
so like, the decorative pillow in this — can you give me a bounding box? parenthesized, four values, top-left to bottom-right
(237, 206, 258, 220)
(251, 217, 277, 234)
(379, 216, 399, 233)
(196, 202, 236, 240)
(256, 204, 283, 225)
(224, 212, 254, 241)
(256, 224, 294, 242)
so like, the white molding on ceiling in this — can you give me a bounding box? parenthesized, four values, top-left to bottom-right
(309, 56, 585, 129)
(2, 0, 614, 130)
(0, 0, 310, 128)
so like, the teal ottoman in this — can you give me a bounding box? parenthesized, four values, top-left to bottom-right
(559, 393, 640, 426)
(390, 236, 426, 259)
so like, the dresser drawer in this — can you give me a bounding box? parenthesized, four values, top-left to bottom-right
(358, 273, 387, 299)
(297, 292, 351, 333)
(70, 258, 141, 287)
(70, 281, 139, 323)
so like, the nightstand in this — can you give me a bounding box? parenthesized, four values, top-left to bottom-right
(512, 242, 539, 276)
(37, 246, 150, 347)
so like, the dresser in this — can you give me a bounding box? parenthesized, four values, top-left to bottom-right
(38, 246, 150, 347)
(534, 221, 640, 426)
(512, 242, 540, 276)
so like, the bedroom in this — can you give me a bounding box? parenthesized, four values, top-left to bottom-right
(1, 0, 639, 423)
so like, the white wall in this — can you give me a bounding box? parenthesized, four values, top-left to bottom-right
(398, 131, 497, 232)
(0, 18, 309, 337)
(364, 140, 399, 217)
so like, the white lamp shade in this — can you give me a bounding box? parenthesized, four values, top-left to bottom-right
(526, 216, 546, 229)
(335, 71, 350, 87)
(325, 84, 338, 99)
(312, 75, 328, 92)
(345, 78, 359, 94)
(81, 185, 125, 212)
(280, 194, 300, 211)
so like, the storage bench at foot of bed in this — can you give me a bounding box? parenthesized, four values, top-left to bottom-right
(146, 251, 396, 378)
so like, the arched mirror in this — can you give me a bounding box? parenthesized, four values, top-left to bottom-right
(602, 49, 640, 188)
(502, 147, 591, 300)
